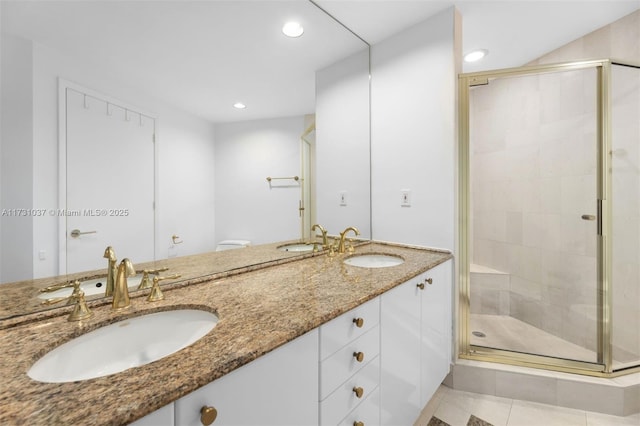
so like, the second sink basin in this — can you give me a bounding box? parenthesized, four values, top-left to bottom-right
(343, 253, 405, 268)
(277, 242, 315, 252)
(27, 309, 218, 383)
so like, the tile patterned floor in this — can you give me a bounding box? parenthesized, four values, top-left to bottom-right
(414, 385, 640, 426)
(427, 414, 494, 426)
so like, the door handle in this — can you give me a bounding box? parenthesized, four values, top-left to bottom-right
(581, 215, 596, 221)
(70, 229, 97, 238)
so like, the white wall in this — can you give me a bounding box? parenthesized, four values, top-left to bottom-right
(0, 34, 33, 283)
(0, 34, 217, 281)
(370, 7, 458, 251)
(316, 48, 371, 238)
(214, 116, 305, 245)
(156, 114, 217, 259)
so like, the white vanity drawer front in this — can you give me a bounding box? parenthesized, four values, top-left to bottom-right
(338, 386, 380, 426)
(320, 325, 380, 400)
(320, 297, 380, 361)
(320, 356, 380, 426)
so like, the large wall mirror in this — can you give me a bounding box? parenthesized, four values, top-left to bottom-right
(0, 0, 371, 319)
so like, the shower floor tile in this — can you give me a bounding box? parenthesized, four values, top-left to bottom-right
(469, 314, 597, 363)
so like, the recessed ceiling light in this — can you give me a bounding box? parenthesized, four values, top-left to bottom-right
(282, 22, 304, 38)
(464, 49, 488, 63)
(233, 102, 246, 109)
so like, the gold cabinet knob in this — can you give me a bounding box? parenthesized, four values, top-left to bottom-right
(353, 351, 364, 362)
(353, 386, 364, 398)
(426, 277, 433, 284)
(417, 282, 425, 290)
(354, 422, 365, 426)
(200, 406, 218, 425)
(353, 317, 364, 328)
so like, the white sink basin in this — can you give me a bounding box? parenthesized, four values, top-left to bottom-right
(28, 309, 218, 383)
(37, 275, 144, 300)
(277, 243, 315, 252)
(343, 254, 404, 268)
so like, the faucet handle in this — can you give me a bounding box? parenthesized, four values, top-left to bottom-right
(147, 274, 181, 302)
(328, 242, 336, 258)
(40, 280, 77, 296)
(137, 267, 170, 289)
(346, 238, 356, 254)
(41, 280, 94, 321)
(39, 275, 95, 294)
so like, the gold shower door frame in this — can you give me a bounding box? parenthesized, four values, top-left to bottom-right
(458, 59, 638, 377)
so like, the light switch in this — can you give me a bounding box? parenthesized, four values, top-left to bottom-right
(339, 191, 347, 206)
(401, 189, 411, 207)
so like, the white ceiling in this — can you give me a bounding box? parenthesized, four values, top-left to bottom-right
(317, 0, 639, 72)
(2, 1, 638, 123)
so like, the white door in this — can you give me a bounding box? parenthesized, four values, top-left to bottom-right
(64, 87, 155, 274)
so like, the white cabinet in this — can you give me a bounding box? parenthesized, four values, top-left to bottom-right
(174, 329, 319, 426)
(379, 271, 421, 425)
(420, 260, 452, 406)
(319, 297, 381, 426)
(380, 260, 452, 426)
(132, 259, 452, 426)
(131, 402, 174, 426)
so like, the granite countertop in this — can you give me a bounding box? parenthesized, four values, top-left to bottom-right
(0, 241, 452, 425)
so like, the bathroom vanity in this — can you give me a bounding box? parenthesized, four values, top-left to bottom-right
(0, 241, 452, 425)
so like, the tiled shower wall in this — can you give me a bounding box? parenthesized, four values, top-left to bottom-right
(470, 68, 599, 355)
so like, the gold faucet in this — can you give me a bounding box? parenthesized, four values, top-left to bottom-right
(338, 226, 360, 254)
(311, 224, 328, 248)
(112, 258, 135, 311)
(103, 246, 117, 296)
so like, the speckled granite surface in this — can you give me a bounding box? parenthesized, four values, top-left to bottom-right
(0, 241, 451, 425)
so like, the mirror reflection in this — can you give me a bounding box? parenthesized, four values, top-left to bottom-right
(0, 0, 371, 319)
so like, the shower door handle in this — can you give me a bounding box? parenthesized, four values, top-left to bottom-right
(581, 214, 596, 221)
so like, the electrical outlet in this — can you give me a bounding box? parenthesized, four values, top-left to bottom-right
(339, 191, 347, 206)
(401, 189, 411, 207)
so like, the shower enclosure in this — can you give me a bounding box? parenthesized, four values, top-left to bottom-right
(459, 59, 639, 376)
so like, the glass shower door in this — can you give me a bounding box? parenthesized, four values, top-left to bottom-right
(611, 63, 640, 371)
(465, 65, 601, 364)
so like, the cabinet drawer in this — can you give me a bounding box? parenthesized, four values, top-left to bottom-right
(320, 297, 379, 361)
(320, 356, 380, 426)
(320, 326, 379, 400)
(338, 386, 380, 426)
